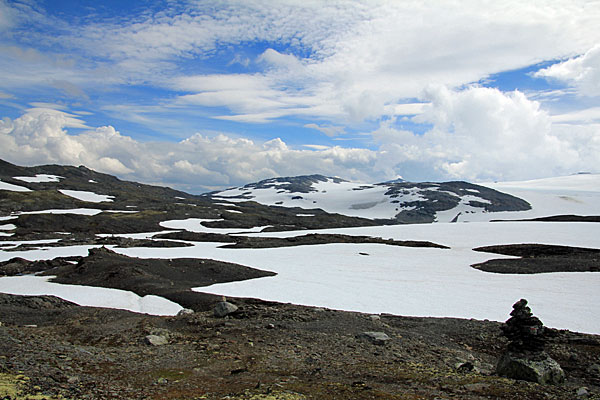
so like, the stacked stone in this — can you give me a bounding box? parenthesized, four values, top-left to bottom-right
(496, 298, 565, 385)
(501, 298, 546, 354)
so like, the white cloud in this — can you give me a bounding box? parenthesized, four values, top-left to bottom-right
(304, 123, 346, 137)
(0, 109, 377, 192)
(4, 1, 600, 124)
(259, 49, 304, 73)
(373, 85, 596, 181)
(534, 45, 600, 97)
(0, 0, 21, 32)
(1, 96, 597, 193)
(551, 106, 600, 124)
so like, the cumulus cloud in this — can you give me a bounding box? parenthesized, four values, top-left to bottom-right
(534, 45, 600, 97)
(373, 86, 596, 181)
(1, 94, 597, 193)
(0, 109, 377, 192)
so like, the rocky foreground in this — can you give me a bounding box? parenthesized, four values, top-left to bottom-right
(1, 292, 599, 400)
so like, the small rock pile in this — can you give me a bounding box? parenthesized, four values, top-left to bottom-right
(501, 298, 546, 354)
(496, 298, 565, 385)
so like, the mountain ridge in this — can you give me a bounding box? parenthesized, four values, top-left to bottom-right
(210, 174, 532, 223)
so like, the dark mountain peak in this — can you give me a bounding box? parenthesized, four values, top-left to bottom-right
(241, 174, 346, 194)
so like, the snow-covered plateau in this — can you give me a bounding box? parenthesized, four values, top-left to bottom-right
(213, 173, 600, 222)
(0, 172, 598, 332)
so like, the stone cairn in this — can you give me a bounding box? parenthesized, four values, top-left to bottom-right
(496, 299, 565, 385)
(501, 298, 546, 355)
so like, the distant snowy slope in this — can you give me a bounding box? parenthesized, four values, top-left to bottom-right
(214, 175, 397, 219)
(477, 174, 600, 221)
(211, 175, 531, 223)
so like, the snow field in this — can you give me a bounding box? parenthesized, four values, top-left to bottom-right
(0, 220, 598, 331)
(109, 220, 600, 333)
(214, 174, 600, 222)
(0, 174, 598, 328)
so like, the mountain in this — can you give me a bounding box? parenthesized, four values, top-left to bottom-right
(210, 174, 532, 223)
(0, 160, 380, 237)
(2, 159, 596, 235)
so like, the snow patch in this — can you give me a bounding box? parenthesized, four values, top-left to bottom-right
(13, 208, 137, 216)
(159, 218, 270, 234)
(0, 275, 182, 316)
(0, 180, 31, 192)
(59, 190, 114, 203)
(14, 174, 63, 183)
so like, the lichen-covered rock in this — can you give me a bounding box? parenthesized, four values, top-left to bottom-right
(358, 331, 391, 345)
(177, 308, 194, 316)
(145, 334, 168, 346)
(213, 301, 238, 317)
(496, 352, 565, 385)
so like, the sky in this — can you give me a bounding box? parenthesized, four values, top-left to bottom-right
(0, 0, 599, 193)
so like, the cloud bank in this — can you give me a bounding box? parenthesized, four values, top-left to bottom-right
(0, 108, 377, 192)
(1, 86, 597, 193)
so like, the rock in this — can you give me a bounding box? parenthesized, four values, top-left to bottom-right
(145, 334, 169, 346)
(496, 352, 565, 385)
(455, 361, 478, 373)
(358, 331, 391, 345)
(213, 301, 238, 317)
(576, 387, 590, 398)
(369, 315, 381, 322)
(177, 308, 194, 316)
(156, 377, 168, 385)
(463, 382, 490, 392)
(587, 364, 600, 375)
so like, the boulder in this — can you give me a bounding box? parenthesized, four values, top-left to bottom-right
(358, 331, 391, 345)
(496, 352, 565, 385)
(213, 301, 238, 318)
(145, 334, 169, 346)
(587, 364, 600, 375)
(576, 387, 590, 398)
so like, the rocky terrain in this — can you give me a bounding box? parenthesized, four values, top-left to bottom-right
(472, 244, 600, 274)
(1, 292, 600, 399)
(1, 160, 599, 399)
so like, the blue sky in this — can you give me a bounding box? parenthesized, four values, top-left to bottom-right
(0, 0, 599, 193)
